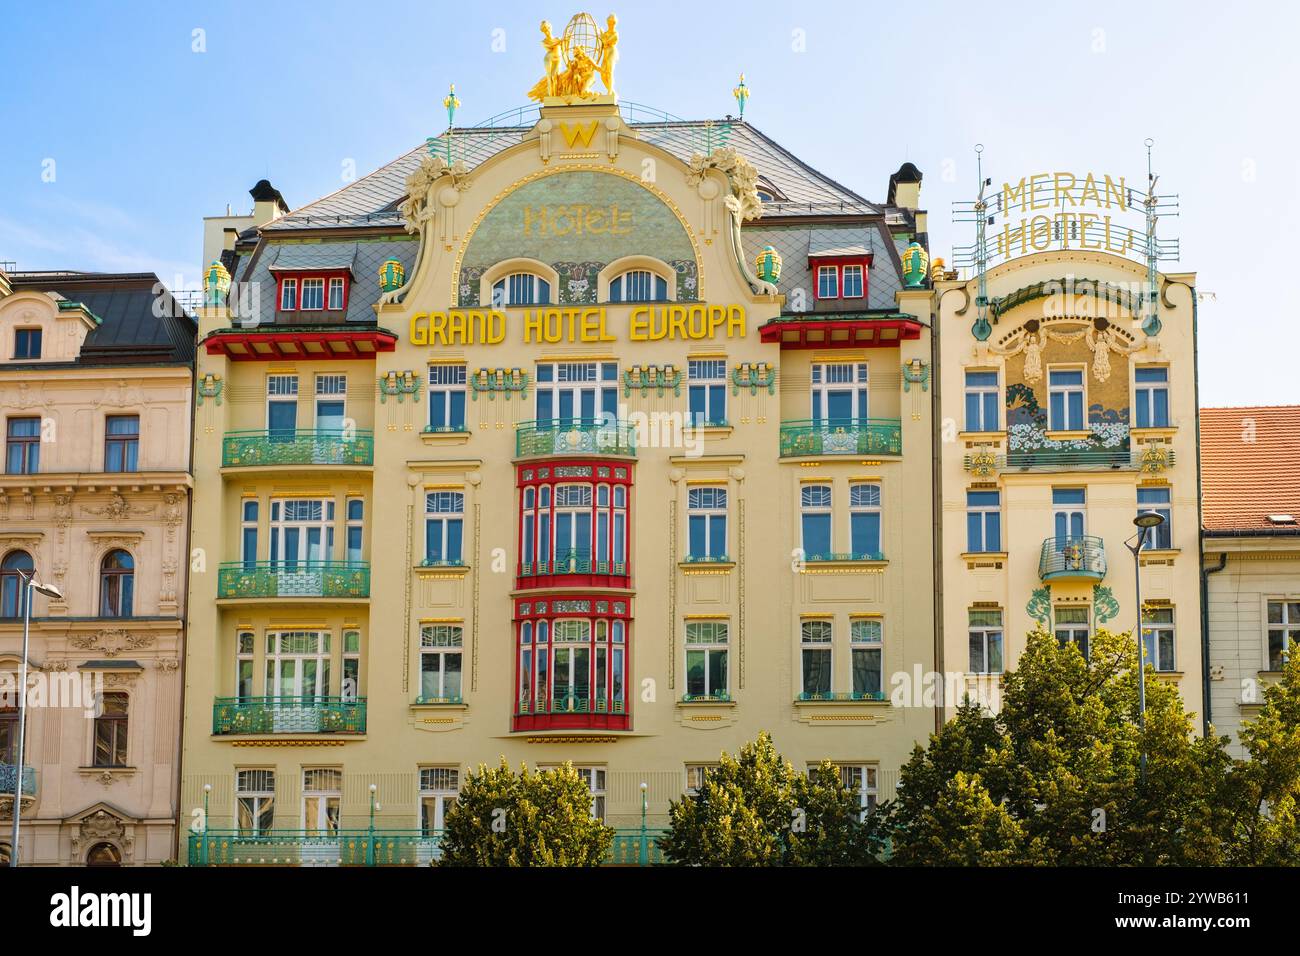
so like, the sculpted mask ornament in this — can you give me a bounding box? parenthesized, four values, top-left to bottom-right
(386, 154, 473, 305)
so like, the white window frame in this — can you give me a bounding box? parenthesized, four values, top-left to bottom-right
(266, 374, 299, 432)
(427, 364, 468, 432)
(686, 486, 728, 560)
(419, 623, 464, 702)
(800, 483, 833, 558)
(1134, 365, 1170, 429)
(493, 272, 551, 307)
(800, 619, 834, 697)
(687, 359, 728, 426)
(265, 630, 332, 698)
(327, 276, 345, 310)
(811, 362, 869, 421)
(300, 276, 325, 311)
(1137, 485, 1172, 550)
(1047, 366, 1087, 431)
(424, 491, 465, 565)
(315, 373, 347, 431)
(609, 269, 666, 303)
(849, 483, 882, 558)
(301, 768, 342, 835)
(235, 630, 255, 700)
(1054, 606, 1091, 658)
(816, 264, 839, 299)
(279, 278, 297, 311)
(964, 369, 1000, 432)
(1266, 599, 1300, 672)
(1141, 606, 1176, 672)
(684, 620, 729, 699)
(850, 618, 883, 699)
(268, 497, 334, 566)
(840, 263, 864, 299)
(236, 769, 275, 835)
(345, 498, 364, 565)
(966, 490, 1002, 553)
(968, 610, 1004, 675)
(419, 767, 460, 834)
(685, 764, 717, 797)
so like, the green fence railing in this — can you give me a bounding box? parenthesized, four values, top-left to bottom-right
(222, 429, 374, 467)
(1038, 535, 1107, 581)
(188, 827, 668, 866)
(211, 697, 366, 735)
(519, 552, 627, 576)
(516, 695, 627, 716)
(795, 691, 887, 702)
(217, 561, 370, 599)
(778, 419, 902, 457)
(515, 419, 637, 458)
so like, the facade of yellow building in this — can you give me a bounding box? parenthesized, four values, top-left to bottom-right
(935, 167, 1203, 722)
(182, 45, 940, 862)
(0, 267, 194, 865)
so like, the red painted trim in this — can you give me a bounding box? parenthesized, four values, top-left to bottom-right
(757, 318, 923, 349)
(275, 270, 351, 313)
(809, 254, 873, 302)
(204, 329, 397, 360)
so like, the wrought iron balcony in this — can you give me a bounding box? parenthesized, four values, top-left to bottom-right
(779, 418, 903, 457)
(966, 446, 1175, 474)
(515, 418, 636, 459)
(1039, 535, 1107, 581)
(222, 429, 374, 468)
(0, 763, 36, 797)
(217, 561, 371, 599)
(188, 827, 667, 866)
(795, 691, 887, 702)
(212, 696, 366, 735)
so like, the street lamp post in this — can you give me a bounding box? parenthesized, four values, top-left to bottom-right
(367, 783, 378, 867)
(9, 569, 62, 867)
(1126, 510, 1166, 783)
(638, 781, 648, 866)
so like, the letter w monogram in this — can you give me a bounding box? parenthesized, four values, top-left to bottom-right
(559, 121, 599, 149)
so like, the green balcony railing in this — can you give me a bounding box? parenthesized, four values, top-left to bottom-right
(802, 551, 885, 563)
(222, 429, 374, 467)
(779, 418, 903, 457)
(189, 827, 667, 866)
(795, 691, 887, 702)
(516, 694, 627, 716)
(0, 763, 36, 797)
(519, 552, 627, 577)
(515, 418, 637, 459)
(212, 697, 366, 735)
(217, 561, 371, 599)
(1039, 535, 1107, 581)
(680, 692, 732, 703)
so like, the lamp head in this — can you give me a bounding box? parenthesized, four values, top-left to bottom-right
(1134, 510, 1165, 530)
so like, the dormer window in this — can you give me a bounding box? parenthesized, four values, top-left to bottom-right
(276, 272, 350, 313)
(14, 328, 40, 359)
(810, 255, 872, 302)
(609, 269, 668, 303)
(493, 273, 551, 307)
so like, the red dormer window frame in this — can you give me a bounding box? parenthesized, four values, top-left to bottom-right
(811, 255, 873, 302)
(275, 270, 351, 313)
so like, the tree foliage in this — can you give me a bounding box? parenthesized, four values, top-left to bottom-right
(660, 732, 884, 866)
(438, 759, 613, 866)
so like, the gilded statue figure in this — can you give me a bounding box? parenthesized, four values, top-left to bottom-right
(597, 14, 618, 94)
(527, 21, 565, 102)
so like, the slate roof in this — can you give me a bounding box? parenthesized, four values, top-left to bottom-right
(6, 272, 195, 367)
(260, 119, 882, 233)
(1201, 406, 1300, 534)
(742, 224, 905, 311)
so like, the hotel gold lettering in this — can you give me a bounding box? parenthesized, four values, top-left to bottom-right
(409, 305, 747, 346)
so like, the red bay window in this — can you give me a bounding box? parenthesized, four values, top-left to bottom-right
(516, 461, 632, 589)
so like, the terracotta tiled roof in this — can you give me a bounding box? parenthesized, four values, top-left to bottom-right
(1201, 406, 1300, 533)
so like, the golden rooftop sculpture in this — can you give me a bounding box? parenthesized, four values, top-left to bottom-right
(528, 12, 619, 103)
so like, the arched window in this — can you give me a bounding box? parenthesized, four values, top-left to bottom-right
(0, 551, 33, 618)
(608, 269, 667, 303)
(492, 273, 551, 307)
(86, 842, 122, 866)
(99, 550, 134, 618)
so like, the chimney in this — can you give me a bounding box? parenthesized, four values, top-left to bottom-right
(887, 162, 923, 211)
(250, 179, 290, 226)
(223, 227, 239, 252)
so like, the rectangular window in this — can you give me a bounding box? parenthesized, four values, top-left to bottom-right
(327, 276, 345, 310)
(420, 624, 464, 702)
(302, 768, 342, 835)
(849, 483, 881, 558)
(1137, 486, 1172, 550)
(841, 264, 864, 298)
(964, 371, 1000, 432)
(1141, 606, 1176, 672)
(800, 483, 833, 559)
(420, 767, 460, 835)
(425, 491, 464, 565)
(534, 362, 618, 424)
(93, 692, 129, 767)
(687, 359, 728, 426)
(265, 630, 332, 698)
(6, 417, 40, 474)
(685, 764, 717, 797)
(831, 764, 878, 817)
(800, 619, 833, 696)
(684, 620, 729, 699)
(816, 265, 838, 299)
(268, 497, 334, 566)
(279, 278, 297, 311)
(1048, 369, 1085, 431)
(235, 631, 255, 700)
(851, 619, 883, 698)
(342, 629, 361, 699)
(1134, 367, 1170, 428)
(687, 486, 728, 560)
(573, 767, 606, 820)
(968, 609, 1004, 674)
(314, 374, 346, 432)
(266, 374, 299, 437)
(1266, 600, 1300, 671)
(300, 277, 325, 310)
(14, 328, 41, 359)
(345, 498, 364, 564)
(1055, 606, 1091, 659)
(1053, 487, 1087, 541)
(966, 490, 1002, 552)
(104, 415, 140, 472)
(428, 365, 467, 432)
(811, 362, 868, 422)
(236, 769, 275, 836)
(241, 499, 259, 569)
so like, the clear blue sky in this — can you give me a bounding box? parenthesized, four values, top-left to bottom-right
(1, 0, 1295, 406)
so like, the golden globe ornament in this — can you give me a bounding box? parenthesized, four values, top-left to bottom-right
(202, 259, 231, 306)
(378, 257, 406, 293)
(755, 245, 782, 284)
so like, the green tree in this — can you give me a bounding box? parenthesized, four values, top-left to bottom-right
(884, 628, 1230, 865)
(660, 732, 882, 866)
(438, 759, 613, 866)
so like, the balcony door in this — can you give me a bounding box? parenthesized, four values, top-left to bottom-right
(269, 499, 334, 594)
(552, 621, 591, 708)
(811, 362, 868, 423)
(266, 374, 299, 441)
(1052, 488, 1086, 542)
(266, 630, 331, 710)
(535, 362, 618, 426)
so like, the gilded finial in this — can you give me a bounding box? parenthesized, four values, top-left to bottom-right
(443, 83, 460, 126)
(733, 72, 749, 119)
